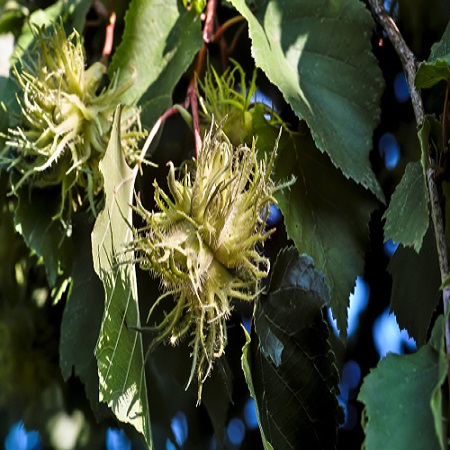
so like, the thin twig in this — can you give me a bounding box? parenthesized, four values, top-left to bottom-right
(149, 11, 246, 160)
(211, 15, 245, 43)
(101, 11, 116, 62)
(203, 0, 218, 43)
(137, 106, 181, 172)
(187, 81, 202, 158)
(189, 13, 246, 156)
(369, 1, 450, 437)
(368, 0, 423, 124)
(443, 81, 450, 155)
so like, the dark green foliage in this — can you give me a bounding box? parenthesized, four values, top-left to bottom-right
(1, 0, 450, 449)
(243, 248, 343, 449)
(359, 316, 447, 450)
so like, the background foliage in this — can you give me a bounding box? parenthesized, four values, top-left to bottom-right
(0, 0, 450, 449)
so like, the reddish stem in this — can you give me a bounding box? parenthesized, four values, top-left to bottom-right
(188, 81, 202, 159)
(194, 44, 207, 77)
(203, 0, 218, 43)
(211, 15, 245, 43)
(137, 106, 180, 172)
(102, 11, 116, 60)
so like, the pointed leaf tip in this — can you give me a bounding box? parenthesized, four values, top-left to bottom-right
(229, 0, 384, 201)
(91, 106, 152, 447)
(243, 248, 343, 449)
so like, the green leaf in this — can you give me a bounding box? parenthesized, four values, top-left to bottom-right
(91, 106, 152, 447)
(253, 107, 378, 337)
(14, 186, 72, 288)
(359, 316, 447, 450)
(109, 0, 203, 110)
(181, 0, 206, 14)
(383, 161, 430, 252)
(388, 224, 441, 347)
(0, 4, 26, 35)
(229, 0, 384, 201)
(383, 116, 434, 255)
(59, 213, 110, 419)
(243, 248, 343, 449)
(14, 0, 89, 61)
(202, 358, 233, 443)
(68, 0, 91, 33)
(415, 21, 450, 89)
(241, 329, 274, 450)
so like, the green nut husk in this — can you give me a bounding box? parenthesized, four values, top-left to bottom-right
(198, 61, 256, 146)
(198, 61, 287, 147)
(2, 20, 146, 219)
(131, 122, 281, 401)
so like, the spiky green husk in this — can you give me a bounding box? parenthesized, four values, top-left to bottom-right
(2, 20, 145, 218)
(131, 123, 279, 400)
(198, 61, 288, 147)
(198, 62, 256, 146)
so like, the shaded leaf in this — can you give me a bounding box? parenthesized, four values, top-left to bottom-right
(359, 316, 446, 450)
(109, 0, 203, 110)
(253, 107, 378, 337)
(229, 0, 384, 201)
(388, 224, 441, 347)
(0, 4, 26, 34)
(442, 179, 450, 272)
(241, 330, 274, 450)
(243, 248, 343, 449)
(14, 185, 72, 288)
(415, 20, 450, 89)
(0, 76, 13, 150)
(202, 359, 233, 443)
(67, 0, 92, 33)
(146, 313, 232, 445)
(91, 106, 152, 447)
(59, 213, 110, 420)
(383, 160, 429, 252)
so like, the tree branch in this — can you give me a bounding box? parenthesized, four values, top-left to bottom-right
(369, 0, 450, 415)
(368, 0, 423, 125)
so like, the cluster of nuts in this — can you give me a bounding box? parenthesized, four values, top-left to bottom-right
(3, 20, 144, 218)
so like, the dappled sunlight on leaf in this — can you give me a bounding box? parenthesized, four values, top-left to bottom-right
(229, 0, 384, 201)
(91, 106, 151, 447)
(253, 106, 378, 338)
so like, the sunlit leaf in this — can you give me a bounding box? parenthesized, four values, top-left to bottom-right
(109, 0, 203, 114)
(253, 107, 377, 337)
(243, 248, 343, 449)
(229, 0, 384, 201)
(91, 105, 152, 447)
(359, 316, 446, 450)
